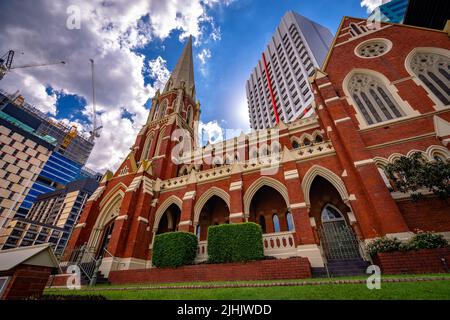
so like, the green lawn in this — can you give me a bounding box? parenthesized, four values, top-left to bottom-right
(45, 275, 450, 300)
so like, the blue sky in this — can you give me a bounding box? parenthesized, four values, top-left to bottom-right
(0, 0, 373, 172)
(138, 0, 368, 130)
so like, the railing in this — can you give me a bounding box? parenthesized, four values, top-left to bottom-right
(194, 232, 298, 263)
(262, 231, 297, 258)
(60, 245, 101, 285)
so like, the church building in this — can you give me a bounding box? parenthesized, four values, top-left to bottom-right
(63, 17, 450, 276)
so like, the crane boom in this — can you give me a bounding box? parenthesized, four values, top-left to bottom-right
(89, 58, 102, 142)
(10, 60, 66, 70)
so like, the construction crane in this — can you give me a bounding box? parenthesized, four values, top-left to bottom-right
(0, 50, 66, 81)
(88, 58, 102, 143)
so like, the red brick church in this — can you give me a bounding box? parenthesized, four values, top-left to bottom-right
(63, 17, 450, 276)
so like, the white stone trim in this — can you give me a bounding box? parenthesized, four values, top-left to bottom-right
(353, 159, 374, 167)
(87, 186, 105, 202)
(284, 169, 299, 180)
(324, 96, 339, 103)
(74, 223, 86, 229)
(137, 216, 149, 224)
(347, 211, 357, 223)
(229, 180, 243, 191)
(126, 176, 142, 192)
(183, 190, 196, 200)
(115, 215, 128, 221)
(229, 212, 244, 219)
(309, 217, 316, 227)
(290, 202, 307, 209)
(178, 220, 192, 226)
(296, 244, 325, 268)
(318, 82, 332, 89)
(349, 194, 356, 201)
(142, 176, 154, 195)
(341, 170, 348, 177)
(334, 117, 351, 124)
(327, 126, 332, 132)
(385, 232, 414, 242)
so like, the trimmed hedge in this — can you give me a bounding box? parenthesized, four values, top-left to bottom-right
(152, 231, 198, 268)
(207, 222, 264, 263)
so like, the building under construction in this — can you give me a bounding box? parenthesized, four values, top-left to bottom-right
(0, 89, 98, 218)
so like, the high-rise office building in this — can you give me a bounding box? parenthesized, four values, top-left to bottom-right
(0, 177, 98, 257)
(0, 90, 97, 218)
(246, 11, 333, 129)
(368, 0, 409, 24)
(0, 110, 55, 229)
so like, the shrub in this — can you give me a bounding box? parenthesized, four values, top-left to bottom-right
(366, 236, 403, 256)
(406, 231, 449, 250)
(152, 231, 198, 268)
(207, 222, 264, 263)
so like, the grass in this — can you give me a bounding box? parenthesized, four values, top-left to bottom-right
(45, 274, 450, 300)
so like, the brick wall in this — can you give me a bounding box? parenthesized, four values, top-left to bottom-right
(1, 265, 52, 300)
(397, 198, 450, 232)
(374, 247, 450, 274)
(109, 257, 311, 285)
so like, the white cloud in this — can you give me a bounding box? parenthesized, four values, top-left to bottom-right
(0, 0, 231, 173)
(360, 0, 392, 13)
(197, 48, 212, 65)
(146, 56, 171, 91)
(198, 120, 224, 145)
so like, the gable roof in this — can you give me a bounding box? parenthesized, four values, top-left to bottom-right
(0, 243, 60, 272)
(321, 16, 447, 71)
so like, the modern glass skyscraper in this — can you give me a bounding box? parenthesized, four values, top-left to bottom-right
(246, 11, 333, 129)
(369, 0, 409, 24)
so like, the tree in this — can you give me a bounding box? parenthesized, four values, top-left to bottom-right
(385, 152, 450, 201)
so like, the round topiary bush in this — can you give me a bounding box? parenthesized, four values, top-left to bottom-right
(406, 231, 449, 250)
(207, 222, 264, 263)
(152, 231, 198, 268)
(366, 236, 403, 256)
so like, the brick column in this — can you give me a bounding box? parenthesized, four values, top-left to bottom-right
(106, 189, 138, 257)
(229, 166, 245, 223)
(283, 157, 316, 245)
(179, 187, 195, 233)
(123, 188, 153, 260)
(313, 77, 409, 238)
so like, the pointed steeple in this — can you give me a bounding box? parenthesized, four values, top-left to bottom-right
(163, 35, 195, 100)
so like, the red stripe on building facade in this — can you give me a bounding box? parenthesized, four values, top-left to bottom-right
(262, 52, 280, 124)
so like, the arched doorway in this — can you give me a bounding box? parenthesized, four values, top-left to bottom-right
(96, 219, 115, 259)
(197, 195, 230, 241)
(309, 176, 361, 261)
(248, 186, 291, 233)
(156, 204, 181, 235)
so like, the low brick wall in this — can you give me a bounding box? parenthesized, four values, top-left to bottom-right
(1, 265, 53, 300)
(46, 274, 71, 287)
(109, 257, 311, 285)
(374, 247, 450, 274)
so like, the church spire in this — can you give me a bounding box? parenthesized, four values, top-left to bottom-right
(163, 35, 195, 100)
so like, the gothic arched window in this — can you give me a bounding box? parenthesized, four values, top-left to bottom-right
(292, 140, 299, 149)
(159, 99, 168, 118)
(186, 106, 193, 125)
(153, 103, 159, 120)
(258, 215, 266, 233)
(272, 214, 280, 233)
(348, 73, 404, 125)
(409, 52, 450, 105)
(349, 23, 367, 37)
(286, 211, 294, 231)
(321, 204, 345, 223)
